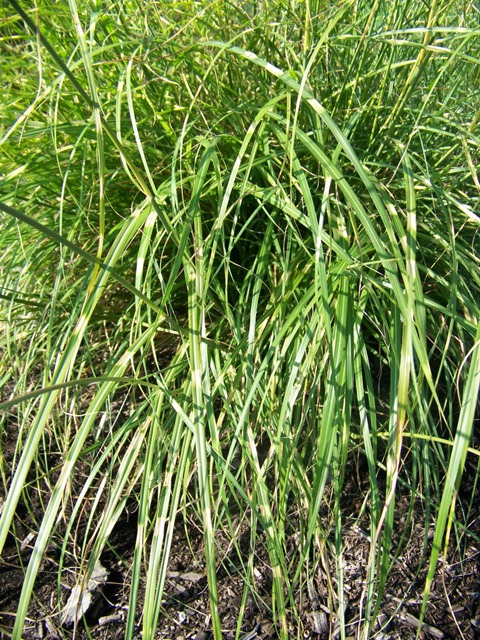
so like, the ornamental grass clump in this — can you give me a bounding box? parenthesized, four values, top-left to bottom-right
(0, 1, 479, 638)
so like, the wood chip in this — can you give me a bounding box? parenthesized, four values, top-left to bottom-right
(167, 570, 204, 581)
(309, 610, 328, 635)
(98, 613, 123, 626)
(400, 611, 445, 639)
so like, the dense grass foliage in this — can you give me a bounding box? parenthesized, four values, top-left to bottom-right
(1, 1, 479, 638)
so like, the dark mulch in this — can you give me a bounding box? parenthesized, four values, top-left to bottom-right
(1, 370, 479, 639)
(1, 458, 479, 640)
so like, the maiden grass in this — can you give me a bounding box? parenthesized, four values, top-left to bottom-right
(0, 0, 479, 638)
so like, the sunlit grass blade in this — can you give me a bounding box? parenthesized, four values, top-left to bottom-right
(8, 318, 164, 638)
(1, 1, 478, 638)
(420, 319, 480, 632)
(186, 143, 222, 639)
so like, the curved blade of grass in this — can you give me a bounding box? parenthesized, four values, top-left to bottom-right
(140, 412, 193, 639)
(419, 319, 480, 635)
(360, 145, 418, 635)
(0, 199, 160, 555)
(185, 142, 221, 640)
(8, 318, 163, 638)
(0, 200, 163, 315)
(67, 0, 106, 271)
(7, 0, 178, 243)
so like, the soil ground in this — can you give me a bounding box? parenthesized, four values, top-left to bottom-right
(1, 456, 479, 640)
(1, 377, 479, 639)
